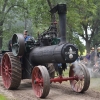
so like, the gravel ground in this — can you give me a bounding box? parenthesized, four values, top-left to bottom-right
(0, 76, 100, 100)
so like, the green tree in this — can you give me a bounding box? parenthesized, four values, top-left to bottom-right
(0, 0, 28, 49)
(66, 0, 100, 53)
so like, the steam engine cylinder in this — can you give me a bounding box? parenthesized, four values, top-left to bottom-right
(29, 43, 78, 64)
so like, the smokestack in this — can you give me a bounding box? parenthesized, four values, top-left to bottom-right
(50, 4, 67, 43)
(57, 4, 67, 43)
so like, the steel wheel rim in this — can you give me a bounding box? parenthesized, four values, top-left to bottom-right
(1, 54, 12, 89)
(69, 65, 85, 92)
(32, 67, 43, 97)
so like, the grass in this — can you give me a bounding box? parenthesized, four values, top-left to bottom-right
(90, 78, 100, 92)
(0, 94, 8, 100)
(55, 67, 69, 77)
(63, 67, 70, 77)
(63, 69, 69, 76)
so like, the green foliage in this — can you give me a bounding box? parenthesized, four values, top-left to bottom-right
(64, 0, 100, 53)
(1, 0, 100, 54)
(69, 33, 85, 55)
(0, 94, 8, 100)
(92, 33, 100, 47)
(27, 0, 50, 26)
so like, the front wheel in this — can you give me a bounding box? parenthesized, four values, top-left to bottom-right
(32, 65, 50, 98)
(69, 62, 90, 93)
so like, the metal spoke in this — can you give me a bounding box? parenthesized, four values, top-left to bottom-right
(69, 63, 90, 93)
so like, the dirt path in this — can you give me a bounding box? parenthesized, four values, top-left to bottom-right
(0, 76, 100, 100)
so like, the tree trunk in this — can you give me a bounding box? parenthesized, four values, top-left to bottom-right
(0, 20, 3, 49)
(81, 23, 91, 53)
(0, 29, 3, 49)
(86, 40, 91, 53)
(47, 0, 56, 22)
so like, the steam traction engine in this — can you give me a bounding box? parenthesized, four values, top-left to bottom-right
(0, 4, 90, 98)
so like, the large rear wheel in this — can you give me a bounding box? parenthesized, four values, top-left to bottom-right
(32, 65, 50, 98)
(69, 62, 90, 93)
(1, 52, 22, 89)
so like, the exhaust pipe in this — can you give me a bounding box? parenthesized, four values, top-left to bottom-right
(50, 4, 67, 43)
